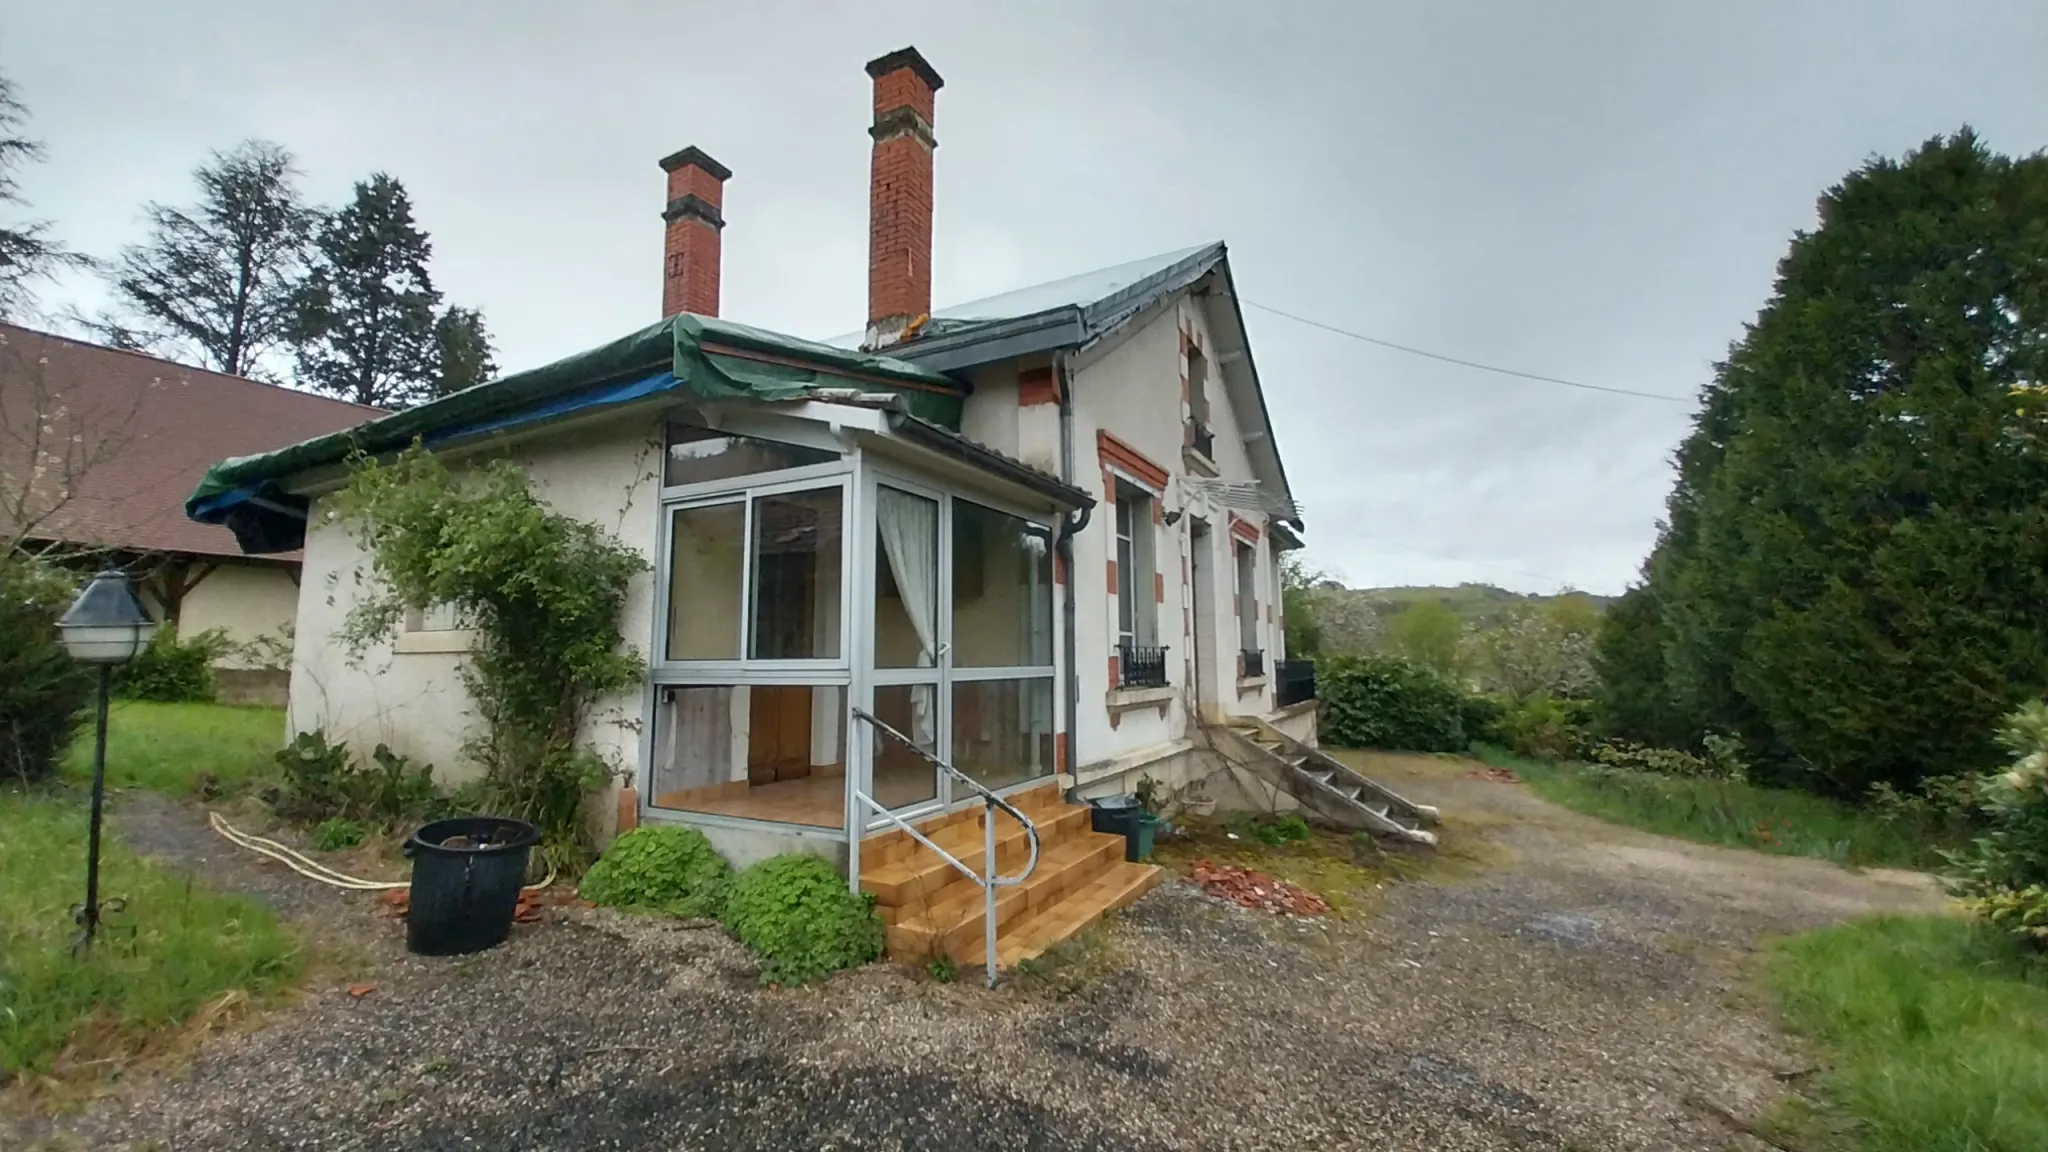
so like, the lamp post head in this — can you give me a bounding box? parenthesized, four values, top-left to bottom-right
(57, 570, 157, 664)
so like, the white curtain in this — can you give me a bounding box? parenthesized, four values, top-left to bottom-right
(877, 487, 939, 747)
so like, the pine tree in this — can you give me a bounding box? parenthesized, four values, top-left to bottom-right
(96, 141, 315, 376)
(0, 73, 89, 321)
(431, 305, 496, 397)
(1601, 130, 2048, 794)
(292, 174, 442, 408)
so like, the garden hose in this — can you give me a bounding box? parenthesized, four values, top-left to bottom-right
(206, 811, 555, 892)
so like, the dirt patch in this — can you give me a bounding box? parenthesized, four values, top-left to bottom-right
(9, 756, 1951, 1151)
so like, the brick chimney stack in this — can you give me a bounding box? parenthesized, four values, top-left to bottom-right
(863, 47, 943, 349)
(659, 146, 730, 318)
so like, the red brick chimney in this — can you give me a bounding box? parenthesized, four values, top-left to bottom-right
(863, 47, 943, 349)
(659, 146, 730, 318)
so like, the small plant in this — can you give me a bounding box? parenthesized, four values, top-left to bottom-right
(721, 854, 883, 986)
(926, 956, 958, 983)
(270, 730, 441, 828)
(311, 818, 367, 851)
(579, 826, 732, 919)
(1134, 775, 1165, 814)
(115, 627, 232, 703)
(1232, 812, 1312, 847)
(1587, 739, 1713, 777)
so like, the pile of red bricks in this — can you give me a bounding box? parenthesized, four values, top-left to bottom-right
(1188, 860, 1330, 917)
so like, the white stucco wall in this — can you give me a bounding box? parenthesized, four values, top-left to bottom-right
(288, 413, 663, 786)
(975, 291, 1284, 779)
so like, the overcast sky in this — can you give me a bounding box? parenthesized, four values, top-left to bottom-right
(5, 2, 2043, 594)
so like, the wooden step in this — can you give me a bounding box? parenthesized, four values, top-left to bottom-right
(880, 832, 1126, 958)
(861, 806, 1089, 906)
(963, 860, 1165, 970)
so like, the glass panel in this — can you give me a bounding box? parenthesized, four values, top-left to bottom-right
(870, 683, 939, 810)
(666, 502, 745, 660)
(650, 683, 846, 829)
(952, 677, 1055, 793)
(665, 421, 836, 487)
(874, 487, 939, 669)
(748, 488, 843, 660)
(953, 500, 1054, 668)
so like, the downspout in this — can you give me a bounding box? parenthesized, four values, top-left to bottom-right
(1053, 350, 1089, 798)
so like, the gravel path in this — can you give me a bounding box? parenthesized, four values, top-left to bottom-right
(10, 754, 1945, 1151)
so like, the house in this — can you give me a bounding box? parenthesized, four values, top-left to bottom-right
(0, 323, 381, 703)
(185, 47, 1338, 966)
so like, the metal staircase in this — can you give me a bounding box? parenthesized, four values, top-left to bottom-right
(1216, 717, 1440, 846)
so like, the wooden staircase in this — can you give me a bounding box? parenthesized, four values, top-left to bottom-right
(860, 781, 1164, 970)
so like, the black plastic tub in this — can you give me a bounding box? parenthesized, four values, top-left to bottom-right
(403, 816, 540, 957)
(1088, 794, 1144, 860)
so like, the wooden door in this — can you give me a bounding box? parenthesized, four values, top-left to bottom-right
(747, 685, 814, 784)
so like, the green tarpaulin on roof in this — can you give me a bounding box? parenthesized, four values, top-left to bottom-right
(185, 313, 965, 521)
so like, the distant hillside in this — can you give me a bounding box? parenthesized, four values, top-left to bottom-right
(1334, 583, 1615, 630)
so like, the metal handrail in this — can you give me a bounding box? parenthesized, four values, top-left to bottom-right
(851, 707, 1042, 988)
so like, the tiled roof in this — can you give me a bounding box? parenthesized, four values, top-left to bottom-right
(0, 324, 380, 559)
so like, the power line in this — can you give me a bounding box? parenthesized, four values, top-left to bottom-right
(1235, 296, 1692, 404)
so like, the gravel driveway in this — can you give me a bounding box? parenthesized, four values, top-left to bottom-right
(11, 753, 1945, 1151)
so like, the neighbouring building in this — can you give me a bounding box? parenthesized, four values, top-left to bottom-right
(1, 323, 380, 703)
(186, 47, 1344, 967)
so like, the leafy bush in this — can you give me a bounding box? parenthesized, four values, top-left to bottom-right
(1588, 739, 1712, 777)
(721, 854, 883, 986)
(114, 627, 231, 702)
(1318, 655, 1469, 752)
(1492, 693, 1592, 761)
(0, 557, 92, 785)
(271, 730, 440, 828)
(311, 817, 366, 851)
(1947, 702, 2048, 949)
(579, 826, 731, 919)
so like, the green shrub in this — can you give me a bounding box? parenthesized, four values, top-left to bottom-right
(311, 817, 367, 851)
(1492, 693, 1592, 761)
(0, 557, 92, 785)
(579, 826, 732, 919)
(270, 730, 440, 828)
(1588, 739, 1713, 777)
(1947, 701, 2048, 949)
(114, 627, 231, 702)
(722, 854, 883, 986)
(1317, 655, 1468, 752)
(1457, 692, 1506, 747)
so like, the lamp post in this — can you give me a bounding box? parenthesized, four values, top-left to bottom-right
(56, 569, 156, 952)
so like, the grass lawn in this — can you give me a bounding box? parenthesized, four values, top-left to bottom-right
(1471, 745, 1948, 869)
(63, 700, 284, 794)
(1765, 916, 2048, 1152)
(0, 791, 303, 1100)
